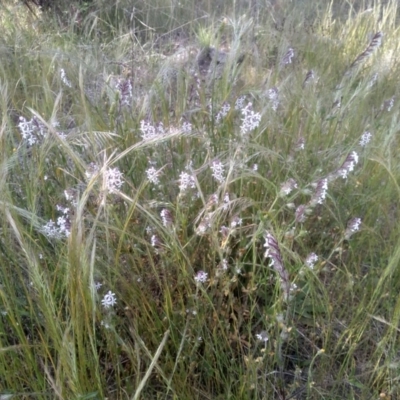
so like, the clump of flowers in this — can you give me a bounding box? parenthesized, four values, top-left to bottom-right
(160, 209, 173, 227)
(280, 178, 298, 196)
(179, 171, 196, 192)
(345, 218, 362, 239)
(104, 167, 124, 193)
(41, 205, 71, 239)
(281, 47, 294, 65)
(18, 116, 47, 146)
(335, 151, 359, 180)
(359, 131, 372, 147)
(264, 232, 290, 299)
(60, 68, 72, 87)
(194, 270, 208, 284)
(146, 165, 161, 185)
(140, 120, 166, 141)
(266, 87, 279, 111)
(215, 102, 231, 123)
(240, 102, 262, 135)
(116, 78, 132, 108)
(309, 178, 328, 206)
(210, 160, 225, 183)
(305, 253, 318, 269)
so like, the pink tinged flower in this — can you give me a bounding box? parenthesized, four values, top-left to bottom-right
(196, 215, 212, 235)
(309, 178, 328, 206)
(280, 178, 298, 196)
(101, 291, 117, 308)
(382, 96, 395, 112)
(235, 95, 246, 110)
(305, 253, 318, 269)
(160, 209, 173, 227)
(336, 151, 359, 179)
(194, 270, 208, 283)
(281, 47, 294, 65)
(146, 166, 161, 185)
(216, 102, 231, 123)
(264, 232, 290, 299)
(345, 218, 362, 239)
(230, 216, 242, 228)
(295, 204, 308, 223)
(116, 78, 132, 107)
(210, 160, 225, 183)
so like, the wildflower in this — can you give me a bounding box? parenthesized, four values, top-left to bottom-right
(266, 87, 279, 111)
(211, 160, 225, 183)
(253, 164, 258, 171)
(182, 121, 192, 134)
(255, 331, 269, 342)
(240, 102, 261, 135)
(116, 78, 132, 107)
(94, 282, 103, 291)
(146, 166, 161, 185)
(281, 47, 294, 65)
(359, 131, 372, 147)
(235, 95, 246, 110)
(303, 69, 315, 87)
(382, 96, 395, 112)
(60, 68, 72, 87)
(221, 259, 228, 270)
(223, 192, 230, 210)
(179, 171, 196, 192)
(160, 209, 173, 227)
(18, 116, 46, 146)
(41, 220, 63, 239)
(345, 218, 362, 239)
(150, 234, 163, 252)
(264, 232, 290, 298)
(230, 216, 242, 228)
(336, 151, 359, 179)
(309, 178, 328, 206)
(105, 167, 124, 193)
(295, 137, 305, 151)
(295, 205, 308, 223)
(215, 102, 231, 123)
(196, 215, 212, 235)
(305, 253, 318, 269)
(85, 162, 99, 181)
(349, 31, 383, 70)
(280, 178, 298, 196)
(101, 291, 117, 308)
(140, 120, 165, 141)
(194, 270, 208, 283)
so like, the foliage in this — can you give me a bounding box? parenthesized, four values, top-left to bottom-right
(1, 0, 400, 399)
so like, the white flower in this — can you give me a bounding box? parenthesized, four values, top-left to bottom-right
(211, 160, 225, 183)
(146, 166, 160, 185)
(255, 331, 269, 342)
(305, 253, 318, 269)
(194, 270, 208, 283)
(359, 131, 372, 147)
(105, 167, 124, 193)
(240, 102, 261, 135)
(140, 120, 165, 141)
(179, 171, 196, 192)
(60, 68, 72, 87)
(160, 209, 173, 227)
(101, 291, 117, 308)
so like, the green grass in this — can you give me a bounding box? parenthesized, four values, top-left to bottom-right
(1, 0, 400, 398)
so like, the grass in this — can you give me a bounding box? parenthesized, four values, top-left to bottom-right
(1, 0, 400, 398)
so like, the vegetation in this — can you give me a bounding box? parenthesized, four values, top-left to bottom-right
(0, 0, 400, 398)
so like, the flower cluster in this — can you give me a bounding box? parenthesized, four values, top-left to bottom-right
(267, 87, 279, 111)
(160, 209, 173, 227)
(18, 116, 47, 146)
(264, 232, 290, 299)
(146, 166, 161, 185)
(240, 102, 261, 135)
(215, 102, 231, 123)
(280, 178, 298, 196)
(41, 205, 71, 239)
(210, 160, 225, 183)
(335, 151, 359, 180)
(305, 253, 318, 269)
(359, 131, 372, 147)
(60, 68, 72, 87)
(116, 78, 133, 108)
(345, 217, 362, 239)
(140, 120, 166, 141)
(179, 171, 196, 192)
(105, 167, 124, 193)
(194, 270, 208, 284)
